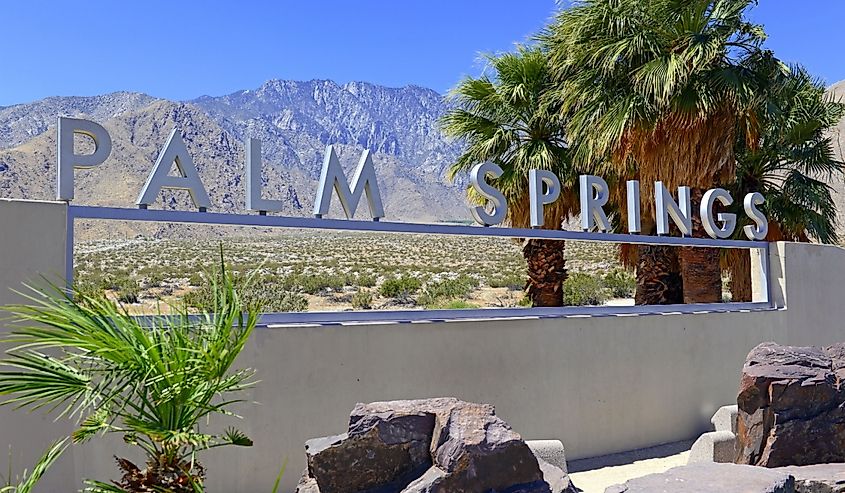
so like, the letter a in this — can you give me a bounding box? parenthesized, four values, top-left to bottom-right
(136, 129, 211, 210)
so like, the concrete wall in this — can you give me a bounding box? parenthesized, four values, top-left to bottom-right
(0, 200, 844, 492)
(0, 200, 76, 490)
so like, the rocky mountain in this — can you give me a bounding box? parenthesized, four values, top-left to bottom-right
(0, 80, 470, 239)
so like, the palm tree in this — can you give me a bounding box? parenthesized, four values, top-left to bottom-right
(544, 0, 779, 304)
(442, 46, 579, 307)
(726, 66, 845, 301)
(0, 258, 258, 492)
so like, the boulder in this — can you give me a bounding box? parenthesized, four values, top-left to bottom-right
(605, 463, 795, 493)
(736, 342, 845, 467)
(296, 398, 578, 493)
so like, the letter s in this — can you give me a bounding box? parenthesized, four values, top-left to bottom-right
(743, 192, 768, 241)
(469, 162, 508, 226)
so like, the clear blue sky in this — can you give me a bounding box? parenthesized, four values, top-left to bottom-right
(2, 1, 844, 106)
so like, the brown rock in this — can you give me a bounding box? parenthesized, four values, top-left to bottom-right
(299, 398, 578, 493)
(736, 342, 845, 467)
(304, 411, 435, 493)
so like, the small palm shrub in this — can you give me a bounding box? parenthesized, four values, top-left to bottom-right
(379, 276, 422, 298)
(564, 273, 607, 306)
(0, 259, 259, 493)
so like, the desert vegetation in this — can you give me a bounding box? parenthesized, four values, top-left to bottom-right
(73, 231, 636, 312)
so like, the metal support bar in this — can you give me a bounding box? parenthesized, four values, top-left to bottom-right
(69, 206, 767, 249)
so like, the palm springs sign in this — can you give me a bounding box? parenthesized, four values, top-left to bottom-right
(56, 117, 768, 241)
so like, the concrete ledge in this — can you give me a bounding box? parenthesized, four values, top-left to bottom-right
(689, 405, 739, 464)
(712, 405, 738, 434)
(688, 430, 737, 464)
(527, 440, 568, 474)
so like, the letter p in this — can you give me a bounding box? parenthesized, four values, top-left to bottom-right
(57, 117, 112, 201)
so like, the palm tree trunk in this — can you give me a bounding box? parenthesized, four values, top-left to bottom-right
(635, 245, 683, 305)
(523, 239, 567, 307)
(729, 249, 752, 302)
(679, 188, 722, 304)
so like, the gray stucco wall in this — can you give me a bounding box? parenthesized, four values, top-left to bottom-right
(0, 200, 842, 492)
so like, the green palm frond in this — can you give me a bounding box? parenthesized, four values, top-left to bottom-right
(0, 248, 260, 485)
(441, 45, 580, 229)
(729, 64, 845, 243)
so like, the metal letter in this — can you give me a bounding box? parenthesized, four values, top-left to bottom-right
(655, 182, 692, 236)
(579, 175, 611, 232)
(743, 192, 768, 240)
(136, 129, 211, 210)
(700, 188, 737, 239)
(529, 169, 561, 228)
(313, 145, 385, 220)
(56, 117, 112, 201)
(469, 162, 507, 226)
(626, 180, 641, 233)
(245, 138, 283, 213)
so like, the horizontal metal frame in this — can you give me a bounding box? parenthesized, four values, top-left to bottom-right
(70, 206, 766, 248)
(66, 205, 774, 324)
(258, 301, 774, 327)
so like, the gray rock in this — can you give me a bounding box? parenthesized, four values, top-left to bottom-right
(776, 464, 845, 493)
(605, 463, 795, 493)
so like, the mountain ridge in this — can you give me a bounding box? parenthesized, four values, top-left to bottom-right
(0, 79, 470, 238)
(2, 78, 845, 240)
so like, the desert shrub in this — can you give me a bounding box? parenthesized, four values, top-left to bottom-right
(603, 268, 636, 298)
(114, 278, 140, 304)
(379, 276, 421, 298)
(284, 273, 348, 295)
(188, 272, 205, 287)
(488, 272, 525, 290)
(354, 273, 377, 288)
(257, 289, 308, 312)
(426, 299, 480, 310)
(184, 276, 308, 313)
(351, 290, 373, 310)
(73, 279, 105, 301)
(564, 273, 607, 306)
(417, 275, 479, 306)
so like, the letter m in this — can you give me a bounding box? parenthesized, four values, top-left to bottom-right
(313, 145, 385, 220)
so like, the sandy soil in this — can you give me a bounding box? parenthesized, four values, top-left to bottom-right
(568, 440, 693, 493)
